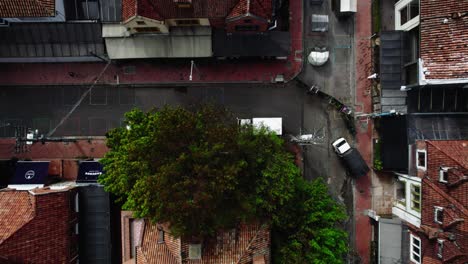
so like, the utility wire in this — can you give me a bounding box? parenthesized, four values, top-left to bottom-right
(47, 30, 132, 137)
(47, 60, 112, 137)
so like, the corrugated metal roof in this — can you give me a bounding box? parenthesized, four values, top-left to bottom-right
(78, 186, 113, 264)
(100, 0, 122, 22)
(213, 30, 290, 57)
(0, 22, 105, 62)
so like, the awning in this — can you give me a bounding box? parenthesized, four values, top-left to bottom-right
(104, 26, 212, 59)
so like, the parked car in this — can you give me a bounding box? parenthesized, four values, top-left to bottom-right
(332, 138, 369, 178)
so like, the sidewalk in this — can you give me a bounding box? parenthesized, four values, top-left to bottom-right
(0, 1, 302, 86)
(354, 0, 373, 263)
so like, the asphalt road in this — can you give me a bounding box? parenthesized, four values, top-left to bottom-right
(0, 81, 354, 208)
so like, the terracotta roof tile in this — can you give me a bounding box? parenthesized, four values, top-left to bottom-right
(138, 221, 179, 264)
(137, 221, 270, 264)
(0, 191, 35, 244)
(420, 0, 468, 81)
(122, 0, 241, 21)
(227, 0, 272, 20)
(0, 0, 55, 18)
(427, 140, 468, 168)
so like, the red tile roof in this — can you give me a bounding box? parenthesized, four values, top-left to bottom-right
(227, 0, 272, 20)
(427, 140, 468, 168)
(0, 0, 55, 18)
(122, 0, 263, 22)
(123, 0, 164, 22)
(137, 222, 179, 264)
(420, 0, 468, 81)
(136, 220, 270, 264)
(0, 191, 35, 244)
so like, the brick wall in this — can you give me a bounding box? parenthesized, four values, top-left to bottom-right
(425, 144, 468, 208)
(415, 140, 468, 263)
(0, 190, 78, 264)
(420, 0, 468, 80)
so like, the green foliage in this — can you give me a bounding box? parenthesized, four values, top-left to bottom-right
(100, 105, 297, 237)
(373, 140, 383, 171)
(271, 178, 349, 264)
(100, 104, 348, 261)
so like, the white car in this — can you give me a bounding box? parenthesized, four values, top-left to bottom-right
(331, 137, 369, 178)
(332, 137, 351, 155)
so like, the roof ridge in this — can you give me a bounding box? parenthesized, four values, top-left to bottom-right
(424, 178, 468, 216)
(0, 193, 36, 244)
(33, 0, 55, 15)
(235, 223, 265, 264)
(427, 141, 468, 169)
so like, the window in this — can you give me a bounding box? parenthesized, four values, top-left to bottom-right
(395, 0, 419, 30)
(396, 179, 406, 206)
(434, 207, 443, 224)
(235, 25, 259, 31)
(176, 19, 200, 26)
(439, 167, 449, 183)
(65, 0, 100, 20)
(136, 21, 146, 25)
(129, 219, 136, 258)
(188, 244, 202, 259)
(157, 228, 165, 243)
(134, 27, 161, 33)
(437, 239, 444, 259)
(410, 234, 421, 264)
(416, 150, 426, 170)
(410, 184, 421, 211)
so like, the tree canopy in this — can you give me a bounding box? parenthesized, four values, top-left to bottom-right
(99, 104, 348, 262)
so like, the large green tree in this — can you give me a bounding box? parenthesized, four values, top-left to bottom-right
(100, 105, 297, 237)
(99, 104, 348, 262)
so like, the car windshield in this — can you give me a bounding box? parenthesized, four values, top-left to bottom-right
(336, 140, 347, 148)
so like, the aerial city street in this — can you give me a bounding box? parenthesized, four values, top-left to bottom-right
(0, 0, 467, 263)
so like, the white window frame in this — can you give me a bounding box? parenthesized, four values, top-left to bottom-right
(439, 167, 449, 183)
(416, 149, 427, 171)
(410, 183, 421, 212)
(437, 239, 444, 259)
(392, 173, 421, 227)
(395, 0, 420, 31)
(188, 244, 202, 259)
(434, 206, 443, 224)
(410, 234, 421, 264)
